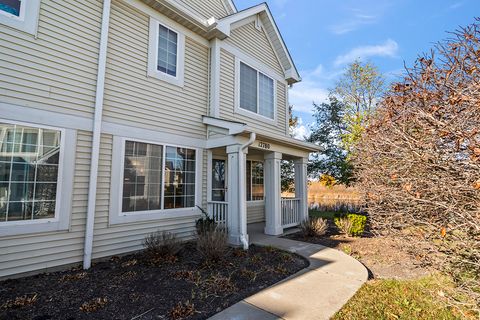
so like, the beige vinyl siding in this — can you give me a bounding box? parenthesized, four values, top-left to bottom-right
(176, 0, 229, 19)
(91, 134, 201, 259)
(247, 202, 265, 224)
(224, 22, 283, 76)
(0, 0, 101, 118)
(0, 131, 92, 278)
(103, 0, 209, 138)
(219, 49, 288, 136)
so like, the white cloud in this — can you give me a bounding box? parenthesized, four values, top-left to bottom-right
(289, 64, 343, 115)
(273, 0, 289, 8)
(329, 9, 378, 35)
(449, 2, 463, 9)
(334, 39, 399, 66)
(292, 117, 310, 140)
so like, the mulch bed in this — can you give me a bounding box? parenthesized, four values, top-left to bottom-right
(0, 243, 308, 320)
(285, 220, 431, 280)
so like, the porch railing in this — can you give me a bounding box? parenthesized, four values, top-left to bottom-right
(207, 201, 228, 228)
(281, 197, 301, 228)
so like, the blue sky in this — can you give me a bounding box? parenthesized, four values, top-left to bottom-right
(235, 0, 480, 138)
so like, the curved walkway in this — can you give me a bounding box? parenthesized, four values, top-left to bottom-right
(209, 224, 368, 320)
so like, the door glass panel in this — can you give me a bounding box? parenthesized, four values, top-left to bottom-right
(211, 159, 226, 201)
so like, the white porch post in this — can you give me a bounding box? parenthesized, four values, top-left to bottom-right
(226, 144, 248, 246)
(264, 152, 283, 235)
(294, 157, 309, 222)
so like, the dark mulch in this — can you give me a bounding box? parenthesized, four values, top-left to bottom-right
(0, 243, 308, 320)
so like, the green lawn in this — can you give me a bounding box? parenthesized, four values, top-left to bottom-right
(334, 275, 475, 320)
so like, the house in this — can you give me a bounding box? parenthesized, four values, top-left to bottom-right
(0, 0, 319, 278)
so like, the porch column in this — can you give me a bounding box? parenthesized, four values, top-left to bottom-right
(226, 144, 248, 247)
(264, 152, 283, 235)
(294, 157, 309, 222)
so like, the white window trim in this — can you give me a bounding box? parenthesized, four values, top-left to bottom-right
(0, 0, 41, 35)
(109, 136, 202, 225)
(0, 118, 76, 236)
(147, 17, 185, 87)
(235, 57, 277, 125)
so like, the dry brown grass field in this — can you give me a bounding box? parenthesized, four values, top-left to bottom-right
(283, 181, 360, 212)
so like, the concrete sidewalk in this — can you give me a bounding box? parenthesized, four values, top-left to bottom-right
(208, 224, 368, 320)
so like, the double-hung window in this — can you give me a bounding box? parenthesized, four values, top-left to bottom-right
(0, 0, 41, 35)
(148, 17, 185, 86)
(119, 139, 197, 219)
(0, 123, 61, 222)
(239, 62, 275, 120)
(246, 160, 264, 201)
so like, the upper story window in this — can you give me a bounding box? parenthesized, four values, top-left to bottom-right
(148, 17, 185, 87)
(239, 62, 275, 120)
(0, 0, 41, 35)
(0, 0, 22, 18)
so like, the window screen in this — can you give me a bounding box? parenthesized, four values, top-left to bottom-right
(157, 24, 178, 77)
(240, 62, 258, 113)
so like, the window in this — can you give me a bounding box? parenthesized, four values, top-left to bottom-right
(0, 123, 61, 222)
(157, 24, 178, 77)
(239, 62, 275, 120)
(148, 17, 185, 86)
(121, 140, 196, 214)
(246, 161, 264, 201)
(0, 0, 22, 18)
(0, 0, 40, 35)
(164, 146, 196, 209)
(211, 159, 226, 201)
(122, 141, 163, 212)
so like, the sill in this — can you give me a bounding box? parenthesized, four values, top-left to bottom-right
(109, 207, 201, 225)
(247, 200, 265, 206)
(0, 219, 69, 237)
(235, 107, 276, 125)
(147, 69, 184, 87)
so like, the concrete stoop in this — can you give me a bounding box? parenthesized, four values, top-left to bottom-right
(208, 223, 368, 320)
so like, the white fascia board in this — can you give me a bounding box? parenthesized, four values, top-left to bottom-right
(213, 3, 301, 84)
(202, 116, 248, 135)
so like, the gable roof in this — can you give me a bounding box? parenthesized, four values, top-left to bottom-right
(140, 0, 300, 84)
(215, 3, 301, 84)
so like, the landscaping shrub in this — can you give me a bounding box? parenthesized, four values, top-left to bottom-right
(143, 231, 183, 257)
(334, 214, 366, 237)
(354, 19, 480, 308)
(195, 206, 217, 235)
(196, 227, 228, 262)
(299, 217, 328, 237)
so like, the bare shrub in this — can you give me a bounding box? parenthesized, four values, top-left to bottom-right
(196, 227, 228, 262)
(354, 19, 480, 308)
(334, 217, 354, 236)
(143, 231, 183, 257)
(300, 217, 328, 237)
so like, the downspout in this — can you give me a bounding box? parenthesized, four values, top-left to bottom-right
(239, 132, 256, 250)
(83, 0, 111, 269)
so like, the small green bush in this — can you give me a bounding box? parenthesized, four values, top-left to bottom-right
(334, 214, 366, 237)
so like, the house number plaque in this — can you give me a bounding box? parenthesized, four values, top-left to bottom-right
(258, 141, 271, 150)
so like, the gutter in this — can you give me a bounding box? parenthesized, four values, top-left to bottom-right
(239, 132, 256, 250)
(83, 0, 111, 269)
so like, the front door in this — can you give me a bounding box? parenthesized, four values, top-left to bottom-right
(211, 159, 227, 202)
